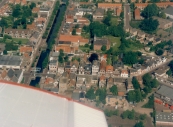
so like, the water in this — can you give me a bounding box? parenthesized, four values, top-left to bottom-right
(30, 4, 66, 86)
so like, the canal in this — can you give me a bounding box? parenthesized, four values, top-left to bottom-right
(30, 3, 67, 86)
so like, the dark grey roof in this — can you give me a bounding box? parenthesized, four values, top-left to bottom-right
(94, 38, 108, 45)
(65, 62, 71, 68)
(156, 85, 173, 100)
(51, 52, 59, 57)
(59, 41, 71, 45)
(155, 38, 161, 42)
(164, 6, 173, 15)
(156, 112, 173, 123)
(132, 64, 141, 70)
(49, 60, 57, 65)
(0, 55, 21, 66)
(78, 8, 93, 12)
(94, 8, 104, 15)
(7, 68, 14, 78)
(113, 61, 124, 69)
(7, 69, 22, 82)
(84, 64, 92, 71)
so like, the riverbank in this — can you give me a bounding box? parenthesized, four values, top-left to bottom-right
(30, 1, 68, 86)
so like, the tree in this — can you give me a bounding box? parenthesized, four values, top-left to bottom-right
(150, 0, 160, 2)
(135, 89, 142, 102)
(58, 56, 64, 63)
(84, 14, 93, 22)
(64, 55, 69, 62)
(139, 18, 159, 33)
(134, 121, 144, 127)
(110, 85, 118, 95)
(101, 45, 107, 52)
(150, 78, 158, 88)
(30, 2, 36, 9)
(86, 87, 95, 100)
(121, 110, 129, 119)
(127, 90, 136, 102)
(166, 69, 172, 76)
(59, 49, 64, 57)
(72, 29, 76, 35)
(122, 52, 138, 65)
(141, 4, 159, 18)
(132, 77, 140, 89)
(75, 24, 79, 28)
(89, 53, 98, 63)
(128, 110, 135, 119)
(42, 54, 49, 69)
(143, 73, 152, 87)
(3, 50, 7, 55)
(0, 18, 8, 28)
(158, 12, 166, 19)
(155, 49, 163, 56)
(139, 114, 146, 120)
(103, 14, 111, 26)
(96, 88, 107, 104)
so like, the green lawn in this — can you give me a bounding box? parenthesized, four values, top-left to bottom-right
(12, 38, 29, 44)
(130, 20, 141, 29)
(110, 17, 118, 26)
(125, 40, 144, 51)
(106, 36, 121, 51)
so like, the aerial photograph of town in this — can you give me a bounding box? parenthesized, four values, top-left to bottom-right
(0, 0, 173, 126)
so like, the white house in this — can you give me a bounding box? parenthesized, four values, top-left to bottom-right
(120, 70, 128, 78)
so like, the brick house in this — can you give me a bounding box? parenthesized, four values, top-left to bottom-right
(93, 37, 110, 50)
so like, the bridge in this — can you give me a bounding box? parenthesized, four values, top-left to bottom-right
(23, 72, 54, 79)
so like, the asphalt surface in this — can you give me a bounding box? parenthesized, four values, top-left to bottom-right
(124, 4, 130, 29)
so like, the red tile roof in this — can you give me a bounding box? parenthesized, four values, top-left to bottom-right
(98, 3, 122, 8)
(100, 75, 105, 81)
(121, 69, 128, 74)
(106, 65, 113, 71)
(32, 7, 40, 13)
(20, 46, 33, 53)
(134, 8, 141, 20)
(59, 35, 89, 43)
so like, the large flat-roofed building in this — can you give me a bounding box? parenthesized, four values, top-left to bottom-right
(0, 55, 22, 69)
(164, 6, 173, 19)
(156, 112, 173, 126)
(0, 81, 108, 127)
(154, 85, 173, 106)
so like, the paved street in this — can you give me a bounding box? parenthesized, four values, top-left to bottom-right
(0, 0, 7, 8)
(124, 4, 130, 29)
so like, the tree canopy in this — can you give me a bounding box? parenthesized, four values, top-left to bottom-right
(141, 4, 159, 18)
(134, 121, 144, 127)
(85, 87, 95, 100)
(132, 77, 140, 89)
(110, 85, 118, 95)
(122, 51, 140, 65)
(139, 18, 159, 33)
(101, 45, 107, 52)
(89, 53, 98, 63)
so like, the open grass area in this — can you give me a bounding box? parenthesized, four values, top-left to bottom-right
(110, 17, 118, 26)
(130, 20, 141, 29)
(106, 36, 121, 52)
(12, 38, 29, 44)
(125, 40, 144, 51)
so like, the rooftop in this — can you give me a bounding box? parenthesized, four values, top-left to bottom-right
(156, 112, 173, 123)
(156, 85, 173, 100)
(0, 55, 22, 66)
(164, 6, 173, 15)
